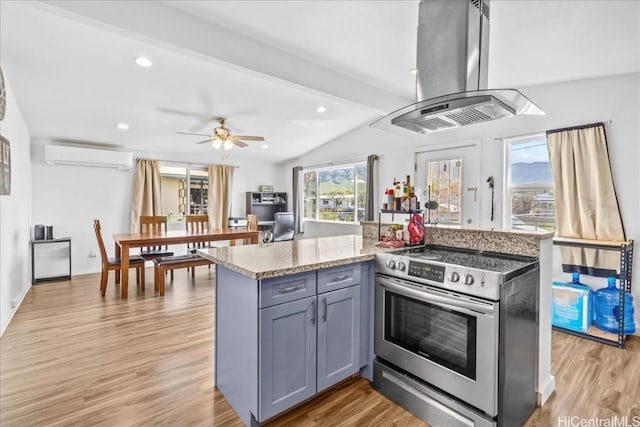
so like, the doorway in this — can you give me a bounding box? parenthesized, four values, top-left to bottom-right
(415, 142, 480, 226)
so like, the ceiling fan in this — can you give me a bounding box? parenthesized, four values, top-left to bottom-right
(177, 118, 264, 150)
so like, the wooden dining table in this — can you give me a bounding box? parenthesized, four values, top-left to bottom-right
(113, 228, 259, 298)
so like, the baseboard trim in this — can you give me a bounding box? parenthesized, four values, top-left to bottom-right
(1, 282, 32, 337)
(537, 375, 555, 406)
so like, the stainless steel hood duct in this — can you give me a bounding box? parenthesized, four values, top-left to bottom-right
(371, 0, 543, 134)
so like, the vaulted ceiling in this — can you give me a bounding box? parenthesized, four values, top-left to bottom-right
(1, 1, 638, 164)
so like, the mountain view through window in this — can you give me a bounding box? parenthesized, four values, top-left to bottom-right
(507, 135, 556, 232)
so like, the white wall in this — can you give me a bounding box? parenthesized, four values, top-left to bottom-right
(0, 76, 32, 336)
(285, 72, 640, 333)
(31, 144, 284, 275)
(300, 221, 361, 239)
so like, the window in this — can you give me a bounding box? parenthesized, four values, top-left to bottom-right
(159, 164, 208, 222)
(505, 134, 556, 231)
(302, 162, 366, 223)
(415, 143, 480, 227)
(426, 159, 462, 224)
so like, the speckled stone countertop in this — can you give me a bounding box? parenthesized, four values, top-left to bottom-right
(361, 221, 553, 257)
(199, 235, 397, 280)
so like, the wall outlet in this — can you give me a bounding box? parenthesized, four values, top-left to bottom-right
(89, 249, 97, 258)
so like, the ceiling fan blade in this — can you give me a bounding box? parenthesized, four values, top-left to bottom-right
(176, 131, 211, 137)
(158, 107, 214, 120)
(232, 140, 248, 148)
(196, 138, 215, 144)
(231, 135, 264, 141)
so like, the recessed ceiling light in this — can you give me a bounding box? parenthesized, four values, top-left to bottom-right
(410, 68, 417, 75)
(316, 106, 327, 113)
(116, 122, 129, 130)
(134, 56, 153, 68)
(261, 144, 268, 149)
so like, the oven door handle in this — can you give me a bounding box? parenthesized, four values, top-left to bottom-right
(377, 277, 496, 316)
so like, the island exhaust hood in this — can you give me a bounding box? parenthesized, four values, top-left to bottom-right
(371, 0, 544, 134)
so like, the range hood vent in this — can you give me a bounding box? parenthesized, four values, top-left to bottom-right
(392, 95, 514, 133)
(372, 0, 543, 135)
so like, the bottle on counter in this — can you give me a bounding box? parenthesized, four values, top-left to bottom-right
(409, 186, 417, 211)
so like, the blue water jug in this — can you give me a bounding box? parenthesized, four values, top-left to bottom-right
(570, 273, 596, 324)
(593, 277, 636, 334)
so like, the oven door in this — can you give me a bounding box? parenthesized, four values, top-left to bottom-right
(375, 274, 499, 417)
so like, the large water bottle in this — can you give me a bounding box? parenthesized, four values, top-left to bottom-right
(570, 273, 594, 326)
(593, 277, 636, 334)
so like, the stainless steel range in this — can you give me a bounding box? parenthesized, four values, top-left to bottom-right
(374, 246, 539, 427)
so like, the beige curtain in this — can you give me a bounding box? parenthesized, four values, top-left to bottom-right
(130, 159, 162, 232)
(208, 164, 235, 229)
(292, 166, 303, 233)
(547, 122, 625, 275)
(365, 154, 379, 221)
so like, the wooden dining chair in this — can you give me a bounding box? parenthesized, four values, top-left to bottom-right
(185, 214, 212, 276)
(185, 214, 210, 251)
(245, 214, 259, 245)
(139, 216, 174, 260)
(93, 219, 146, 296)
(140, 215, 176, 279)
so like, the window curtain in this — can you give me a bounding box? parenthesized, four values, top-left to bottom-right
(547, 122, 625, 276)
(365, 154, 379, 221)
(292, 166, 303, 233)
(208, 164, 234, 229)
(130, 159, 162, 232)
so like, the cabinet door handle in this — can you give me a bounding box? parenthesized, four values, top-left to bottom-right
(279, 284, 304, 294)
(311, 300, 316, 325)
(331, 274, 349, 283)
(322, 297, 327, 321)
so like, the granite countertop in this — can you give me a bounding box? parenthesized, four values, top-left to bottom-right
(198, 235, 397, 280)
(360, 220, 554, 240)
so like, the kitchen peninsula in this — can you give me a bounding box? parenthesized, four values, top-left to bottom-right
(200, 229, 554, 425)
(199, 235, 391, 425)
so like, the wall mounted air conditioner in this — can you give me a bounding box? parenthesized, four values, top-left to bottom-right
(45, 145, 133, 170)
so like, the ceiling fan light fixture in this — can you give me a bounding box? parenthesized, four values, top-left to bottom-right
(212, 139, 222, 150)
(316, 106, 327, 113)
(261, 144, 268, 149)
(223, 140, 233, 151)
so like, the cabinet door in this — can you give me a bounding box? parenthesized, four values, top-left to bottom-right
(259, 296, 317, 422)
(317, 285, 360, 392)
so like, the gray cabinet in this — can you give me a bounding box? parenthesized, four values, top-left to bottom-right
(259, 296, 317, 421)
(317, 285, 360, 392)
(258, 265, 360, 422)
(215, 261, 369, 425)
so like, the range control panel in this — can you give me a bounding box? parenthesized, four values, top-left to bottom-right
(408, 261, 445, 283)
(375, 253, 503, 301)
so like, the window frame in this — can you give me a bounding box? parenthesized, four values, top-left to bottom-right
(302, 161, 366, 225)
(159, 162, 209, 222)
(502, 132, 556, 232)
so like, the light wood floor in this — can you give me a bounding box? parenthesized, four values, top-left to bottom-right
(1, 268, 638, 426)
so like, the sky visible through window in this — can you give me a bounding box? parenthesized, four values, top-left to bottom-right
(510, 137, 549, 163)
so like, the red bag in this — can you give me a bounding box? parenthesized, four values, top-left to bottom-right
(408, 214, 425, 245)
